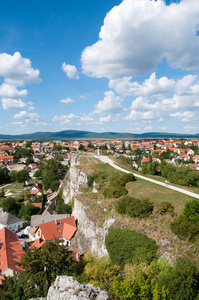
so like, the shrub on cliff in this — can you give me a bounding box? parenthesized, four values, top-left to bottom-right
(115, 196, 153, 218)
(170, 216, 199, 242)
(104, 173, 136, 198)
(105, 227, 158, 266)
(157, 201, 174, 215)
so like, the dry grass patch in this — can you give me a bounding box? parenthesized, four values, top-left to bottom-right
(126, 178, 193, 215)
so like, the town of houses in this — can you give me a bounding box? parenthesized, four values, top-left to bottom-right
(0, 137, 199, 284)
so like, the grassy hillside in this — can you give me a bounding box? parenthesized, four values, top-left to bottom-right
(76, 154, 199, 263)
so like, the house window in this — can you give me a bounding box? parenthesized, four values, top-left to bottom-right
(69, 218, 72, 223)
(59, 221, 62, 226)
(57, 229, 61, 234)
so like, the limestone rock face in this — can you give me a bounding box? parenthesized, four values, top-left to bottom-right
(61, 155, 115, 257)
(62, 159, 87, 204)
(47, 276, 110, 300)
(72, 197, 115, 256)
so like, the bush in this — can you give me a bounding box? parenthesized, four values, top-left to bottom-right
(157, 202, 174, 215)
(105, 227, 158, 266)
(104, 185, 128, 198)
(104, 173, 135, 199)
(182, 199, 199, 226)
(115, 196, 153, 218)
(170, 216, 199, 242)
(56, 202, 72, 214)
(87, 175, 94, 187)
(19, 204, 40, 221)
(126, 197, 153, 218)
(115, 196, 133, 214)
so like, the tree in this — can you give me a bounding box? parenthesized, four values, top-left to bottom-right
(2, 197, 21, 216)
(0, 188, 5, 198)
(141, 164, 148, 174)
(33, 169, 42, 179)
(25, 141, 32, 148)
(79, 144, 85, 151)
(18, 204, 40, 221)
(9, 170, 17, 182)
(56, 201, 72, 214)
(20, 240, 78, 299)
(148, 162, 159, 175)
(0, 168, 5, 184)
(42, 158, 65, 191)
(26, 157, 34, 165)
(17, 170, 30, 185)
(0, 168, 9, 184)
(23, 189, 31, 202)
(182, 199, 199, 226)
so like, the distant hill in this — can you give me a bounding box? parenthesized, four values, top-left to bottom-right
(0, 130, 198, 140)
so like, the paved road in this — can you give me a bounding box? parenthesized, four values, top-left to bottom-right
(95, 155, 199, 200)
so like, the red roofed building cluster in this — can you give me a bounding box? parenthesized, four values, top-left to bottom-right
(0, 227, 25, 284)
(34, 216, 77, 246)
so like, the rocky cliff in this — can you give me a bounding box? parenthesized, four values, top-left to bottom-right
(61, 156, 87, 204)
(62, 155, 115, 257)
(32, 275, 110, 300)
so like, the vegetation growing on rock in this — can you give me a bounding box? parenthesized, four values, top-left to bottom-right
(115, 195, 153, 218)
(105, 227, 158, 266)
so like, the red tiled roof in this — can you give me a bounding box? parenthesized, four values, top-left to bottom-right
(30, 191, 40, 195)
(141, 157, 149, 163)
(29, 182, 43, 195)
(30, 238, 45, 250)
(29, 226, 37, 236)
(62, 222, 77, 240)
(37, 216, 77, 241)
(193, 155, 199, 160)
(27, 203, 42, 208)
(0, 227, 25, 278)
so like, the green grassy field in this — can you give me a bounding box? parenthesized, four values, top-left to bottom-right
(127, 178, 193, 214)
(114, 160, 199, 195)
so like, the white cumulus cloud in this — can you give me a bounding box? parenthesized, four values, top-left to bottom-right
(170, 111, 198, 122)
(53, 113, 94, 125)
(60, 98, 75, 104)
(0, 51, 41, 84)
(99, 115, 111, 123)
(62, 63, 79, 79)
(1, 98, 34, 110)
(0, 83, 28, 98)
(109, 73, 175, 98)
(11, 121, 23, 125)
(94, 91, 123, 114)
(13, 111, 44, 124)
(82, 0, 199, 79)
(0, 51, 41, 111)
(125, 74, 199, 123)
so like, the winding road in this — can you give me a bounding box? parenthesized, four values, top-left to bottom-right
(95, 155, 199, 200)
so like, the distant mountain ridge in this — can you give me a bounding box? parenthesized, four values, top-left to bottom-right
(0, 130, 199, 140)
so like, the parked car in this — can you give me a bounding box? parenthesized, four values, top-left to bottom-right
(18, 234, 29, 239)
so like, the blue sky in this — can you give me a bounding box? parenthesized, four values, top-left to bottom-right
(0, 0, 199, 135)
